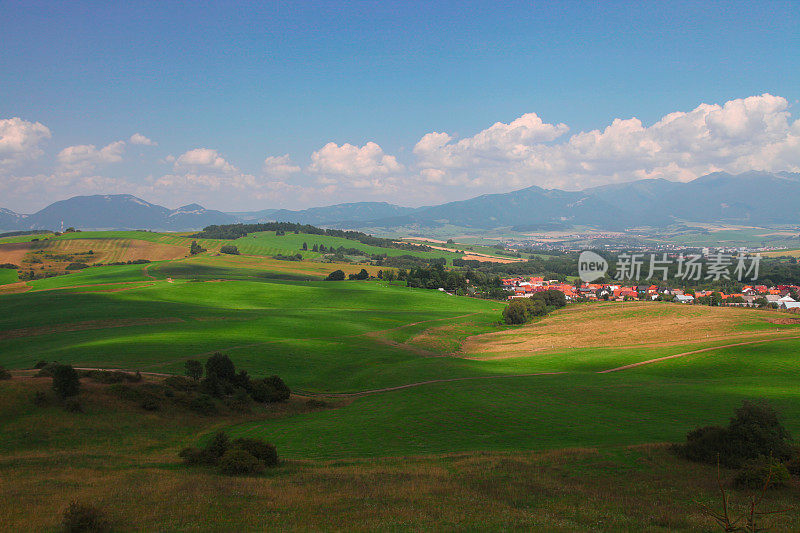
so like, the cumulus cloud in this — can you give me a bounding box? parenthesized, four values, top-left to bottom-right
(411, 94, 800, 192)
(263, 154, 301, 177)
(309, 141, 403, 179)
(174, 148, 237, 173)
(0, 117, 51, 167)
(57, 141, 126, 175)
(129, 133, 157, 146)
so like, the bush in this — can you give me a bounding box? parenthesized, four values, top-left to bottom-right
(205, 352, 236, 383)
(87, 370, 127, 384)
(61, 501, 109, 532)
(179, 447, 210, 466)
(189, 394, 217, 416)
(217, 448, 265, 476)
(786, 446, 800, 477)
(65, 262, 90, 270)
(732, 456, 791, 490)
(325, 269, 345, 281)
(164, 375, 197, 392)
(231, 438, 278, 467)
(0, 366, 11, 380)
(205, 431, 230, 461)
(184, 359, 203, 381)
(226, 388, 251, 412)
(63, 398, 83, 413)
(726, 401, 793, 465)
(674, 425, 730, 464)
(306, 398, 328, 409)
(675, 401, 793, 467)
(251, 375, 291, 403)
(219, 245, 240, 255)
(51, 364, 80, 399)
(34, 360, 49, 369)
(32, 390, 49, 407)
(140, 398, 160, 411)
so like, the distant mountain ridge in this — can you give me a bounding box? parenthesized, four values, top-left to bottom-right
(1, 171, 798, 232)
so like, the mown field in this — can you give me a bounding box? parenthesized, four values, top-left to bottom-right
(1, 253, 799, 530)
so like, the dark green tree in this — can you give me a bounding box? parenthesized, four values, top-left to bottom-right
(51, 364, 80, 399)
(205, 352, 236, 383)
(325, 269, 345, 281)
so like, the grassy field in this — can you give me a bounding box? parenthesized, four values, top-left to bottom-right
(0, 268, 18, 284)
(1, 254, 800, 530)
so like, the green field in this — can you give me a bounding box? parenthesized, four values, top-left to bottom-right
(0, 268, 18, 284)
(2, 255, 799, 530)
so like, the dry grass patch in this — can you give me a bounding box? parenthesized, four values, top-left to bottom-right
(462, 302, 789, 358)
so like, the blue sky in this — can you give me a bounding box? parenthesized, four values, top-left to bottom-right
(1, 1, 799, 212)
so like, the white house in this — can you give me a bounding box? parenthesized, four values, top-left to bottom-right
(675, 294, 695, 304)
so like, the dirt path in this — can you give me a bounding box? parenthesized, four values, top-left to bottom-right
(275, 371, 568, 397)
(597, 335, 800, 373)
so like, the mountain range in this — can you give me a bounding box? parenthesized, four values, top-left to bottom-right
(1, 171, 798, 233)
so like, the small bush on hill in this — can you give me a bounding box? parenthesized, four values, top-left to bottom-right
(63, 397, 83, 413)
(674, 401, 793, 468)
(164, 376, 197, 392)
(189, 394, 217, 416)
(502, 298, 547, 325)
(180, 431, 278, 475)
(51, 364, 80, 400)
(32, 391, 49, 407)
(65, 262, 90, 270)
(219, 245, 240, 255)
(732, 456, 791, 490)
(306, 398, 328, 409)
(786, 447, 800, 477)
(184, 359, 203, 381)
(61, 501, 110, 533)
(34, 360, 49, 369)
(0, 263, 19, 269)
(205, 352, 236, 383)
(0, 366, 11, 380)
(231, 438, 278, 467)
(190, 241, 207, 255)
(325, 269, 345, 281)
(217, 448, 265, 476)
(251, 375, 291, 403)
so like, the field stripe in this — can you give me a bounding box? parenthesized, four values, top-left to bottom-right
(597, 335, 800, 373)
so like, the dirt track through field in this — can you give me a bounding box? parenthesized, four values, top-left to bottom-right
(596, 335, 800, 373)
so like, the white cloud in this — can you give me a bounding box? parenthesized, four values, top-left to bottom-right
(57, 141, 126, 175)
(174, 148, 237, 173)
(0, 117, 51, 167)
(263, 154, 300, 177)
(309, 141, 403, 179)
(129, 133, 157, 146)
(410, 94, 800, 192)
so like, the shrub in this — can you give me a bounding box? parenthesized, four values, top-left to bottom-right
(164, 376, 197, 392)
(0, 366, 11, 380)
(184, 359, 203, 381)
(251, 375, 291, 403)
(675, 401, 793, 467)
(32, 390, 49, 407)
(732, 456, 791, 490)
(189, 394, 217, 416)
(61, 501, 109, 533)
(217, 448, 265, 476)
(87, 370, 127, 384)
(325, 269, 345, 281)
(63, 398, 83, 413)
(205, 431, 230, 460)
(51, 364, 80, 399)
(503, 299, 531, 324)
(726, 401, 792, 465)
(205, 352, 236, 383)
(226, 388, 251, 412)
(219, 245, 240, 255)
(306, 398, 328, 409)
(34, 360, 49, 369)
(140, 398, 160, 411)
(674, 425, 730, 464)
(179, 447, 207, 466)
(65, 262, 90, 270)
(231, 438, 278, 467)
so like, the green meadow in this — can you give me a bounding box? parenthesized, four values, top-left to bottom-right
(1, 253, 800, 530)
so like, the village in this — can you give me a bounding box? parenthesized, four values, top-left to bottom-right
(503, 276, 800, 310)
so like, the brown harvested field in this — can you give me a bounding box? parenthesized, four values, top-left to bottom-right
(0, 242, 33, 265)
(462, 301, 793, 358)
(41, 238, 187, 264)
(461, 253, 521, 263)
(0, 281, 30, 294)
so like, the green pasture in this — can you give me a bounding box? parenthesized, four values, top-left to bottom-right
(0, 268, 18, 284)
(0, 233, 54, 244)
(50, 229, 463, 263)
(3, 258, 800, 462)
